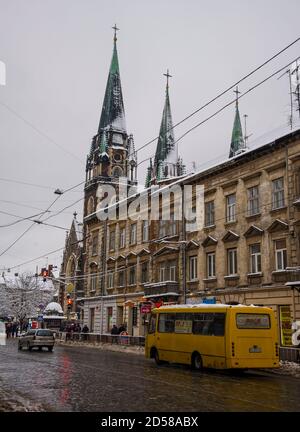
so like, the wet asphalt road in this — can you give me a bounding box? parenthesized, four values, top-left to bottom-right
(0, 339, 299, 412)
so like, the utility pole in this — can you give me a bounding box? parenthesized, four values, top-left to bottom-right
(181, 186, 187, 304)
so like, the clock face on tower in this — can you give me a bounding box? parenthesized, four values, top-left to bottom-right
(114, 153, 122, 162)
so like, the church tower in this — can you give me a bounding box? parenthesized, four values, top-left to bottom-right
(85, 26, 137, 188)
(229, 87, 247, 158)
(146, 70, 185, 186)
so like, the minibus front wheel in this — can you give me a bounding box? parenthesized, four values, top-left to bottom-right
(151, 347, 164, 365)
(191, 352, 203, 370)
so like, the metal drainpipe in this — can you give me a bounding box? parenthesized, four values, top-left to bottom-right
(285, 143, 296, 321)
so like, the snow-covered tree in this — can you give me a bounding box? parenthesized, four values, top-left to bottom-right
(0, 273, 54, 322)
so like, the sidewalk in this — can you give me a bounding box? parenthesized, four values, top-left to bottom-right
(57, 339, 145, 355)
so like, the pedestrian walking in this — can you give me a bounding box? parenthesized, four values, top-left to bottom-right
(111, 325, 119, 344)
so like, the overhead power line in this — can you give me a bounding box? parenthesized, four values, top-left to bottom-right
(135, 36, 300, 154)
(137, 55, 300, 168)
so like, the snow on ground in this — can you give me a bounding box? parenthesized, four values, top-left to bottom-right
(268, 361, 300, 378)
(0, 384, 47, 412)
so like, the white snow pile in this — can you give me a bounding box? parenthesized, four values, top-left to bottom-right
(270, 361, 300, 378)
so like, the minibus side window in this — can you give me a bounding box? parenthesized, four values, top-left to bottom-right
(158, 313, 175, 333)
(148, 314, 157, 334)
(213, 313, 225, 336)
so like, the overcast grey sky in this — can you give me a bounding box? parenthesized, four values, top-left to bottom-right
(0, 0, 299, 274)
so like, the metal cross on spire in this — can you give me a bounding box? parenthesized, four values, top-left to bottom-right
(234, 86, 241, 107)
(112, 24, 119, 42)
(163, 69, 172, 89)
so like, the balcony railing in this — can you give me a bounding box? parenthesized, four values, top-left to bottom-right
(143, 281, 179, 297)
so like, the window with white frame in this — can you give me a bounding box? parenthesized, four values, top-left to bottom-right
(249, 243, 261, 273)
(272, 178, 285, 209)
(142, 220, 149, 242)
(205, 201, 215, 226)
(129, 266, 136, 285)
(159, 261, 177, 281)
(130, 223, 137, 245)
(227, 248, 238, 275)
(119, 227, 126, 249)
(109, 230, 115, 251)
(189, 256, 198, 281)
(159, 264, 166, 282)
(226, 194, 236, 222)
(169, 213, 177, 236)
(275, 239, 287, 270)
(90, 274, 97, 291)
(207, 252, 216, 278)
(169, 261, 176, 281)
(159, 220, 167, 238)
(247, 186, 260, 216)
(107, 272, 114, 289)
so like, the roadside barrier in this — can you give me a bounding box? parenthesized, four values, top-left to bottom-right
(59, 332, 145, 347)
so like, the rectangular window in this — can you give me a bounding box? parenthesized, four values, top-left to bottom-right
(159, 264, 166, 282)
(91, 233, 98, 256)
(159, 220, 167, 238)
(169, 213, 177, 236)
(142, 220, 149, 242)
(169, 261, 176, 281)
(236, 313, 270, 329)
(247, 186, 260, 216)
(119, 227, 126, 249)
(141, 261, 149, 283)
(192, 313, 225, 336)
(227, 248, 238, 275)
(272, 178, 285, 209)
(275, 239, 287, 270)
(207, 252, 216, 278)
(109, 231, 115, 251)
(205, 201, 215, 226)
(118, 269, 125, 287)
(250, 244, 261, 273)
(158, 313, 175, 333)
(107, 272, 114, 289)
(90, 274, 97, 291)
(130, 224, 137, 245)
(226, 194, 236, 222)
(189, 256, 198, 281)
(129, 267, 136, 285)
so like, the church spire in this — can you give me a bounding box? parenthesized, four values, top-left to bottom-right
(98, 25, 126, 134)
(154, 70, 178, 180)
(229, 87, 245, 158)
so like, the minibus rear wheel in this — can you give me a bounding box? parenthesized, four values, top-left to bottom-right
(191, 352, 203, 370)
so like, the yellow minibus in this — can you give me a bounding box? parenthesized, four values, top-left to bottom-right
(145, 304, 279, 370)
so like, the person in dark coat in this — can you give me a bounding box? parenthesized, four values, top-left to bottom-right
(111, 325, 119, 343)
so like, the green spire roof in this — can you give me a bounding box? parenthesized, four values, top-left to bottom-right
(98, 36, 126, 133)
(229, 91, 245, 158)
(145, 158, 153, 188)
(154, 82, 175, 177)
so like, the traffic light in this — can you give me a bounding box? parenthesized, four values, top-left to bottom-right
(67, 298, 73, 310)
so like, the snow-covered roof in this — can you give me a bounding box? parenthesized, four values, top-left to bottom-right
(44, 302, 63, 314)
(156, 303, 260, 310)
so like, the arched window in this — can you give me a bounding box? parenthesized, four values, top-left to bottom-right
(112, 166, 123, 178)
